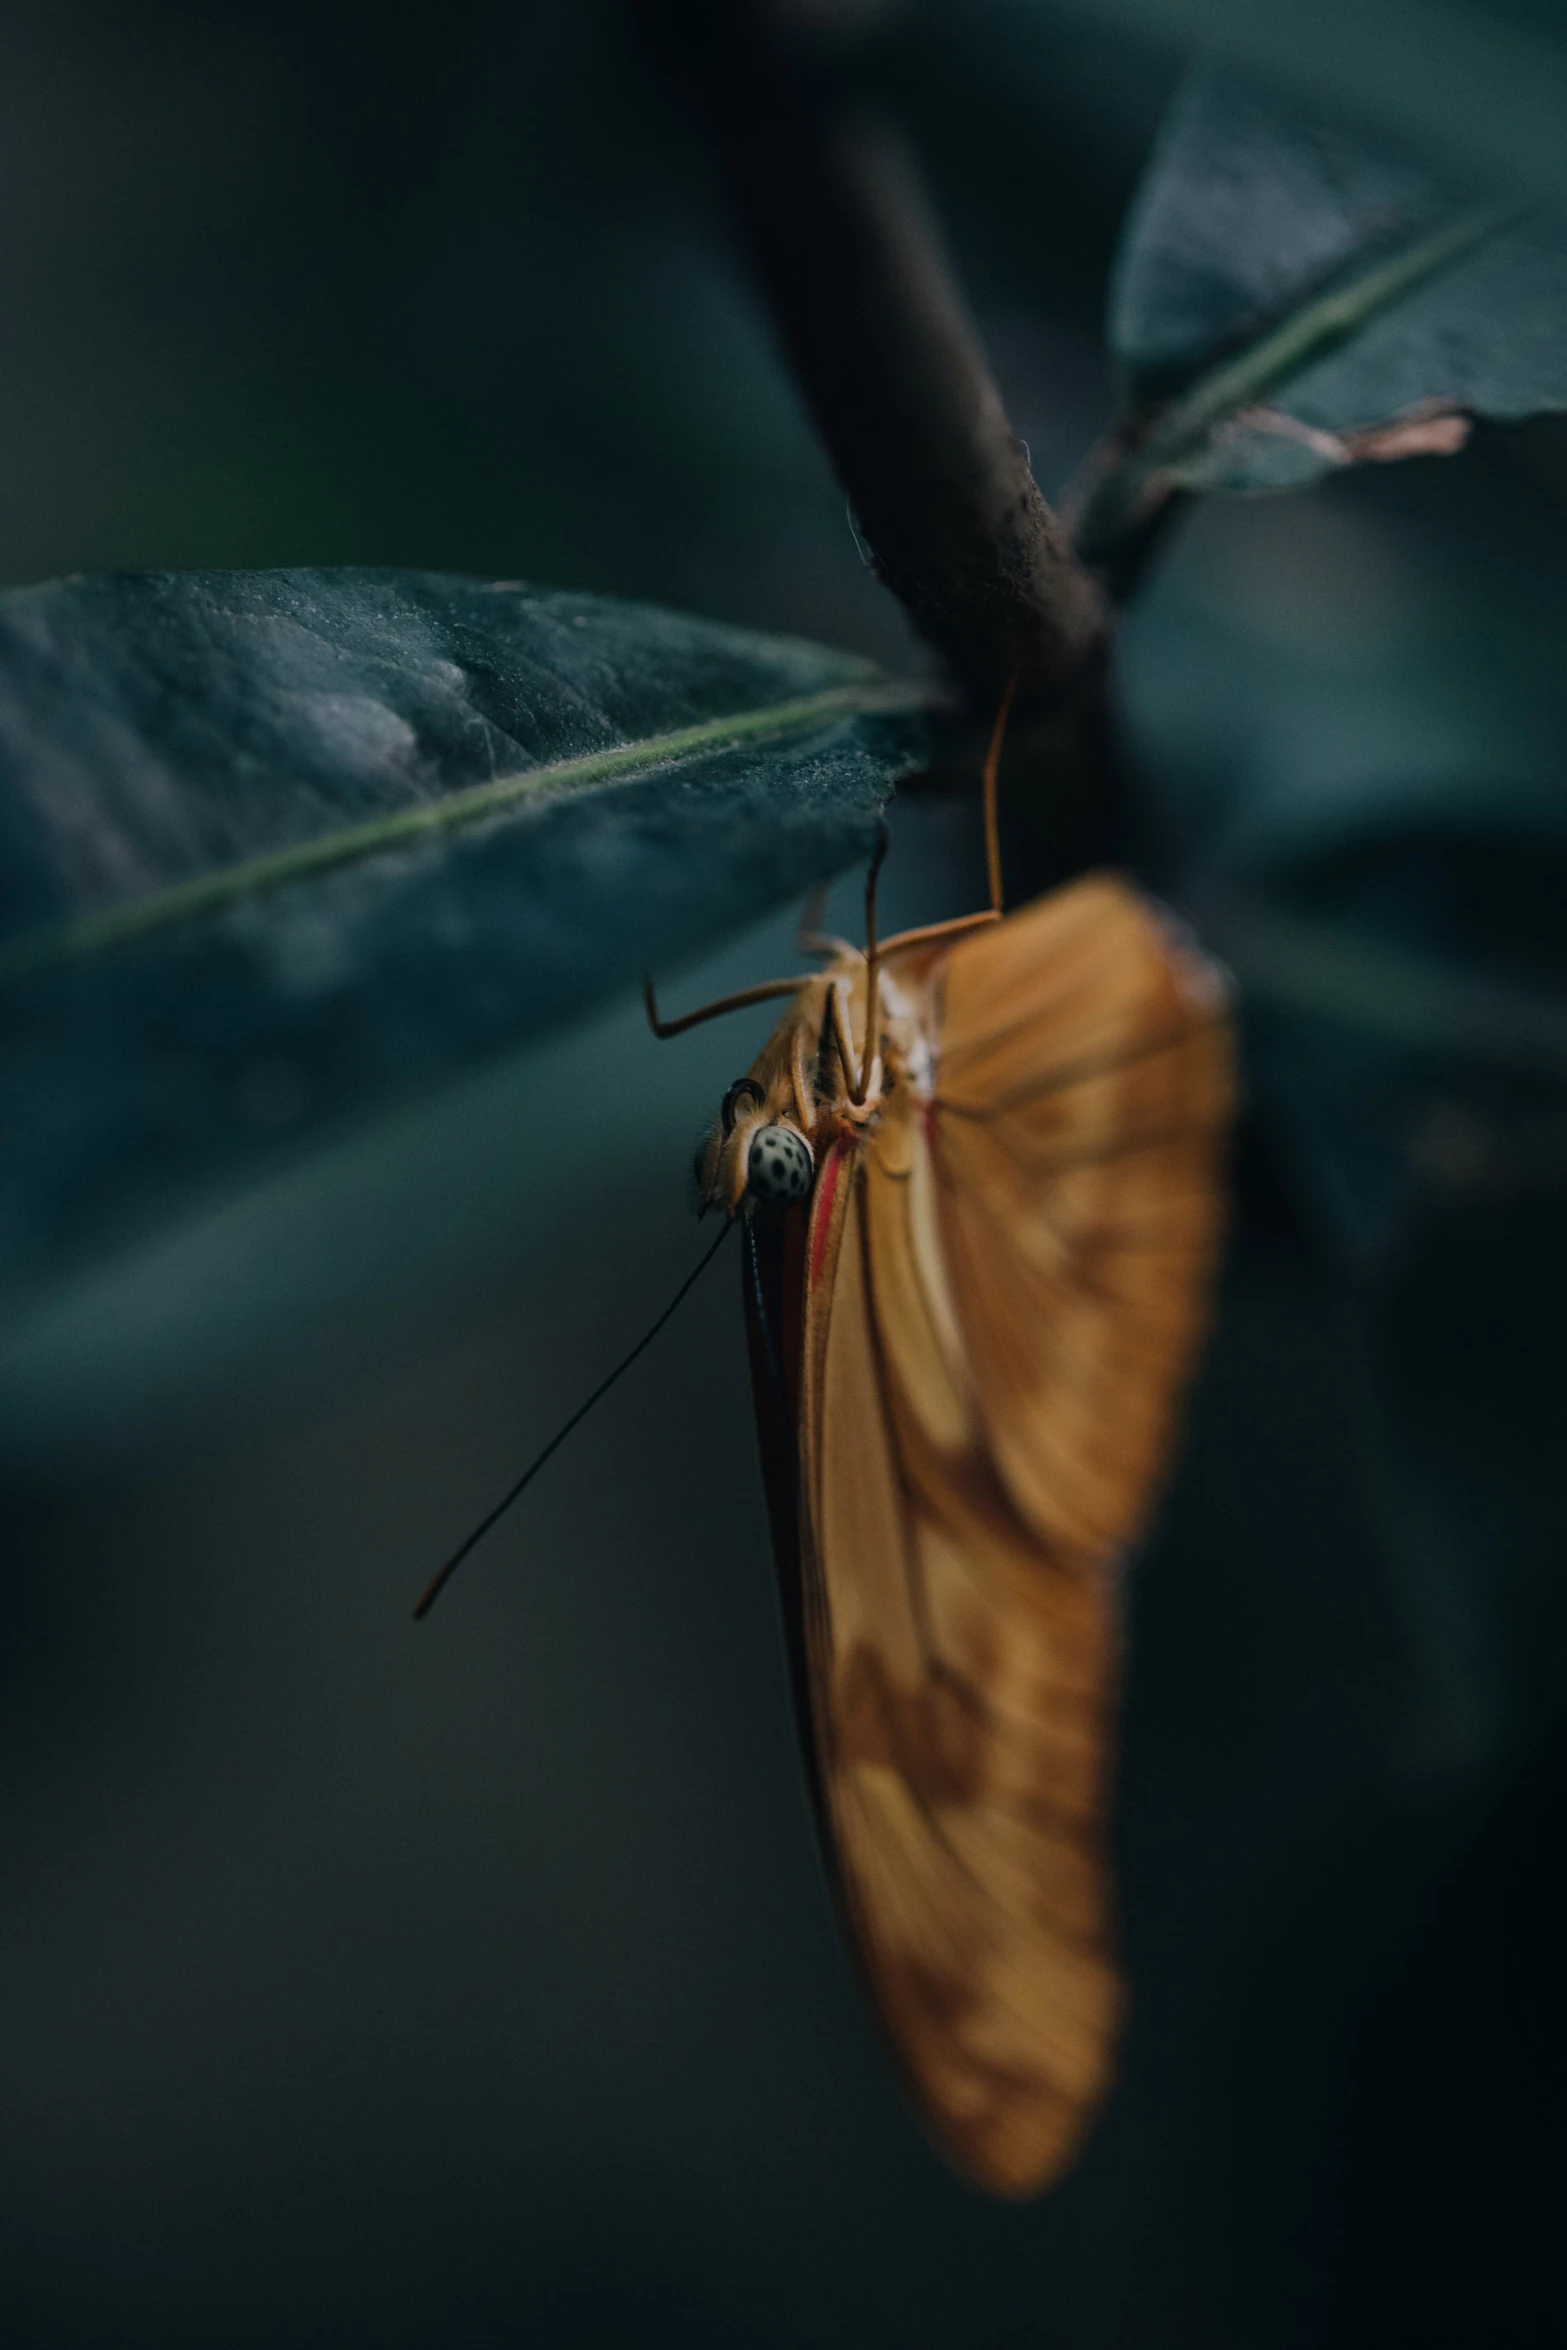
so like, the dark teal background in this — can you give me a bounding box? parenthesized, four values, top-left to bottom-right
(4, 5, 1566, 2344)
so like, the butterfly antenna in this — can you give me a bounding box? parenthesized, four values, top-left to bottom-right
(413, 1219, 734, 1620)
(744, 1217, 787, 1412)
(983, 666, 1022, 917)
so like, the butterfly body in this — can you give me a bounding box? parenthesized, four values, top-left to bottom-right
(700, 874, 1232, 2196)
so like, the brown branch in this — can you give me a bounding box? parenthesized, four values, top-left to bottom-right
(636, 2, 1108, 728)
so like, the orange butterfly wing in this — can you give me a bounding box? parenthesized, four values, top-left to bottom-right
(794, 875, 1232, 2195)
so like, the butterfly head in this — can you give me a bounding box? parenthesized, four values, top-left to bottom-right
(698, 1072, 816, 1219)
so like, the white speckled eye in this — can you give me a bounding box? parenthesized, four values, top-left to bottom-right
(746, 1123, 814, 1208)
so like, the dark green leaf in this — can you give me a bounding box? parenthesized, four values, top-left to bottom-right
(1123, 455, 1567, 1267)
(1125, 445, 1567, 1778)
(1077, 64, 1567, 561)
(0, 567, 929, 1311)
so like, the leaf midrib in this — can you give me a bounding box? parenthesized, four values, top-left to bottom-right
(0, 678, 928, 986)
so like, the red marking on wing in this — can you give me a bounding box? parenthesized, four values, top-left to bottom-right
(809, 1140, 849, 1290)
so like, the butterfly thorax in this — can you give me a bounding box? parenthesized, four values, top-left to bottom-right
(699, 944, 940, 1220)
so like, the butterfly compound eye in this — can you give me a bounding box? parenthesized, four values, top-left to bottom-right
(746, 1124, 814, 1208)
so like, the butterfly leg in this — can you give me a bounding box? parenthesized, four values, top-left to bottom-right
(796, 881, 854, 961)
(827, 980, 862, 1097)
(643, 973, 808, 1038)
(850, 820, 892, 1105)
(876, 666, 1022, 960)
(981, 665, 1020, 917)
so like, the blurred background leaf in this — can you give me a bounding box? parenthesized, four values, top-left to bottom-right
(1123, 415, 1567, 1893)
(1122, 442, 1567, 1268)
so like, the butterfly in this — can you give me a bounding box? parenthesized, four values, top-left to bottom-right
(643, 703, 1234, 2195)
